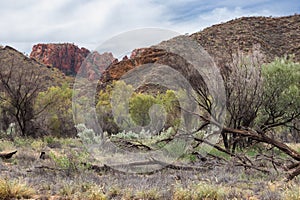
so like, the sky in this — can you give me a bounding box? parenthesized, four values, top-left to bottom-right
(0, 0, 299, 54)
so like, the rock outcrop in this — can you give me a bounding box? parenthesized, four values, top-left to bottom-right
(30, 43, 90, 76)
(79, 51, 116, 80)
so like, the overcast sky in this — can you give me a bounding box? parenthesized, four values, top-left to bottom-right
(0, 0, 299, 54)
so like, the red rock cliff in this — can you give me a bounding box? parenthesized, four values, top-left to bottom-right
(30, 43, 90, 75)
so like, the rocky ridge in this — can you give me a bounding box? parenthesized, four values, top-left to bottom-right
(30, 43, 90, 76)
(100, 15, 300, 88)
(191, 14, 300, 67)
(29, 15, 300, 83)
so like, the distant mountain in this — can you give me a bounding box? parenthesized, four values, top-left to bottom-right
(99, 14, 300, 88)
(28, 15, 300, 81)
(30, 43, 116, 78)
(30, 43, 90, 76)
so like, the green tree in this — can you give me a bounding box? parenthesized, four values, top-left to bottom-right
(35, 84, 75, 137)
(96, 81, 181, 134)
(259, 56, 300, 132)
(96, 88, 119, 134)
(129, 93, 158, 126)
(205, 51, 299, 152)
(157, 90, 181, 129)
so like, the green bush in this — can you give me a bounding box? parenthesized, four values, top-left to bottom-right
(35, 84, 76, 137)
(96, 81, 180, 135)
(129, 93, 158, 126)
(260, 56, 300, 129)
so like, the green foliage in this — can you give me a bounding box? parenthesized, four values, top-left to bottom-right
(49, 148, 90, 173)
(35, 83, 75, 136)
(260, 56, 300, 129)
(157, 90, 181, 129)
(76, 123, 101, 144)
(110, 81, 134, 129)
(96, 81, 127, 134)
(113, 130, 145, 140)
(50, 152, 74, 170)
(129, 93, 158, 126)
(96, 81, 180, 134)
(262, 56, 300, 113)
(13, 137, 32, 148)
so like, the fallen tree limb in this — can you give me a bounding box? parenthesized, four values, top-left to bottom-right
(286, 162, 300, 170)
(34, 165, 64, 171)
(234, 163, 270, 174)
(223, 127, 300, 161)
(193, 137, 271, 174)
(84, 158, 213, 175)
(111, 138, 153, 151)
(0, 150, 17, 159)
(286, 164, 300, 181)
(192, 114, 300, 162)
(193, 137, 235, 157)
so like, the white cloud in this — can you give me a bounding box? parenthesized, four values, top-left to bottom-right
(0, 0, 296, 54)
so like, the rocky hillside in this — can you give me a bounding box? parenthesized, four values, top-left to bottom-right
(29, 15, 300, 81)
(79, 51, 116, 80)
(0, 46, 68, 88)
(30, 43, 90, 76)
(100, 15, 300, 87)
(191, 14, 300, 67)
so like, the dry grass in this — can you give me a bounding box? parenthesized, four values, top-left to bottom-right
(284, 184, 300, 200)
(1, 138, 300, 199)
(0, 178, 35, 200)
(173, 182, 228, 200)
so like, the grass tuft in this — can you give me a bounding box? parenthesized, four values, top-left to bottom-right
(0, 178, 35, 200)
(284, 185, 300, 200)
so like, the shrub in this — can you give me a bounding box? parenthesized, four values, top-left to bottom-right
(194, 182, 227, 199)
(129, 93, 159, 126)
(35, 84, 76, 137)
(96, 81, 181, 135)
(76, 123, 101, 145)
(173, 187, 193, 200)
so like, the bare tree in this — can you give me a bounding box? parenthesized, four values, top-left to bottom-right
(222, 47, 264, 152)
(191, 47, 300, 179)
(0, 48, 50, 136)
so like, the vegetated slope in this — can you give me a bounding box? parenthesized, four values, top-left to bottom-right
(191, 14, 300, 67)
(0, 46, 69, 88)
